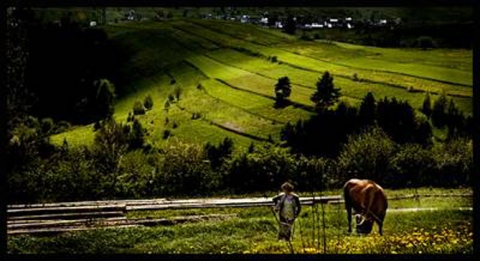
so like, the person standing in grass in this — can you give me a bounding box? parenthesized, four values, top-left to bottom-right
(272, 182, 301, 241)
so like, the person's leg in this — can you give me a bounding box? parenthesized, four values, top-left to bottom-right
(279, 216, 288, 240)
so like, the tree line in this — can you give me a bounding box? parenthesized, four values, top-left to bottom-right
(7, 119, 472, 203)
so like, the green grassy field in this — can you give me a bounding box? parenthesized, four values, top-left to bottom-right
(50, 19, 472, 151)
(7, 188, 472, 254)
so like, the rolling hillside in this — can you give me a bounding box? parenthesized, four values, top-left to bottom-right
(51, 19, 473, 151)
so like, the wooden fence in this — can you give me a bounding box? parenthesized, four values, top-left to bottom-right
(7, 193, 472, 235)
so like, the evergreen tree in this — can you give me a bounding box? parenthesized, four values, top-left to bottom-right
(127, 119, 145, 150)
(284, 14, 296, 35)
(421, 91, 432, 118)
(143, 95, 154, 110)
(432, 91, 448, 128)
(359, 92, 376, 125)
(311, 71, 341, 111)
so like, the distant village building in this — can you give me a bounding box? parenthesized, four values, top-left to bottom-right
(240, 15, 250, 23)
(275, 21, 283, 28)
(126, 9, 136, 21)
(260, 17, 268, 25)
(89, 21, 97, 27)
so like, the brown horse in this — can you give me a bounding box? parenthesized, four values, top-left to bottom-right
(343, 179, 388, 235)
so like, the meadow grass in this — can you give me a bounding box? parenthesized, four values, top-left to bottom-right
(7, 188, 472, 254)
(50, 19, 473, 150)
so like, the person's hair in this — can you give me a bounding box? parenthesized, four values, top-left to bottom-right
(281, 182, 294, 192)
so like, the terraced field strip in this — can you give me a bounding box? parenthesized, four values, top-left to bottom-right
(164, 105, 262, 148)
(186, 55, 317, 110)
(177, 20, 471, 99)
(175, 103, 274, 142)
(197, 47, 471, 113)
(200, 79, 313, 124)
(189, 20, 472, 88)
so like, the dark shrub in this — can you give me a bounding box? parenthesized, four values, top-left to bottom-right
(144, 95, 154, 110)
(163, 129, 172, 139)
(133, 101, 145, 115)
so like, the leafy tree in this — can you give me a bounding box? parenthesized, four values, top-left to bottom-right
(274, 76, 292, 106)
(143, 95, 154, 110)
(421, 91, 432, 118)
(359, 92, 376, 125)
(311, 71, 341, 111)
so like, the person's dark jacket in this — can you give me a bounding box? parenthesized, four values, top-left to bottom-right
(272, 192, 301, 219)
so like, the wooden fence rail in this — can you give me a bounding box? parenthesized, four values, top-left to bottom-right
(7, 193, 472, 235)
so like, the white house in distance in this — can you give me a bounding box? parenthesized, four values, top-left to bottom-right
(260, 17, 268, 25)
(89, 21, 97, 27)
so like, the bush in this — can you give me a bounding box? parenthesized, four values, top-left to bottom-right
(228, 145, 298, 193)
(205, 138, 234, 169)
(154, 142, 219, 196)
(389, 144, 435, 188)
(41, 118, 54, 134)
(126, 119, 145, 150)
(174, 87, 182, 101)
(116, 150, 157, 198)
(133, 101, 145, 115)
(271, 56, 278, 63)
(57, 121, 71, 132)
(300, 34, 313, 41)
(352, 73, 359, 82)
(417, 36, 436, 50)
(430, 138, 472, 187)
(144, 95, 154, 110)
(93, 121, 102, 131)
(163, 129, 172, 139)
(337, 126, 397, 185)
(192, 112, 202, 120)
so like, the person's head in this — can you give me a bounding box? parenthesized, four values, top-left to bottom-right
(281, 182, 294, 194)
